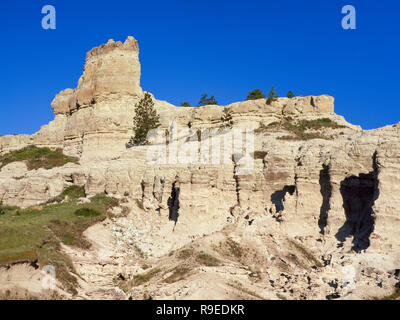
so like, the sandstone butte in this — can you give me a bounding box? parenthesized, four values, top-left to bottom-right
(0, 36, 399, 300)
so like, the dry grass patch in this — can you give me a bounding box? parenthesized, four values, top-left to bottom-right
(164, 266, 191, 284)
(196, 251, 220, 267)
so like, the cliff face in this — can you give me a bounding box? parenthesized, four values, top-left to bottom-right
(0, 37, 399, 300)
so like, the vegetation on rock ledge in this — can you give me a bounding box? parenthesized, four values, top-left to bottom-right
(0, 146, 79, 171)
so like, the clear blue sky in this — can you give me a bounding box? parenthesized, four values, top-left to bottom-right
(1, 0, 399, 135)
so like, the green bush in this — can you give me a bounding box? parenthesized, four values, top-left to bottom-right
(287, 91, 295, 98)
(180, 101, 191, 107)
(198, 94, 218, 106)
(246, 89, 265, 100)
(126, 93, 161, 147)
(266, 86, 278, 105)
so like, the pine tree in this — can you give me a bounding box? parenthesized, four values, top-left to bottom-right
(126, 92, 160, 147)
(266, 86, 279, 105)
(246, 89, 266, 100)
(198, 94, 218, 106)
(180, 101, 191, 107)
(287, 91, 295, 99)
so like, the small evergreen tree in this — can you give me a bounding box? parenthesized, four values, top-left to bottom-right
(198, 94, 218, 106)
(126, 92, 160, 147)
(266, 86, 279, 105)
(287, 91, 295, 99)
(180, 101, 191, 107)
(246, 89, 266, 100)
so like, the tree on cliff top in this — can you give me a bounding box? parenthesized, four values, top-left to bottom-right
(287, 91, 295, 99)
(266, 86, 279, 105)
(126, 92, 160, 147)
(246, 89, 266, 100)
(198, 94, 218, 106)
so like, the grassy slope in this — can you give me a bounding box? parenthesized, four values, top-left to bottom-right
(0, 193, 118, 295)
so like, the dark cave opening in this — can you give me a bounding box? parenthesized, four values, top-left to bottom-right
(335, 152, 379, 252)
(271, 185, 296, 213)
(318, 164, 332, 235)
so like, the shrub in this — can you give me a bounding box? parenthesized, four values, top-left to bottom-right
(198, 94, 218, 106)
(266, 86, 278, 105)
(196, 252, 220, 266)
(246, 89, 266, 100)
(133, 268, 161, 286)
(126, 93, 161, 147)
(74, 208, 101, 217)
(180, 101, 191, 107)
(287, 91, 295, 98)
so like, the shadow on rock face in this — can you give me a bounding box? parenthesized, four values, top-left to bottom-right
(271, 185, 296, 213)
(318, 164, 332, 235)
(335, 152, 379, 252)
(168, 181, 180, 229)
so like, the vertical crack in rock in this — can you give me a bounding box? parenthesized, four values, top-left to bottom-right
(335, 151, 379, 252)
(167, 181, 180, 230)
(232, 154, 242, 207)
(318, 164, 332, 235)
(271, 185, 296, 214)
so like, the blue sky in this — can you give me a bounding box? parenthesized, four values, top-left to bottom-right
(1, 0, 399, 135)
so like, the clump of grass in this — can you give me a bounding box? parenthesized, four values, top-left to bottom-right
(177, 249, 194, 260)
(288, 239, 323, 268)
(74, 208, 101, 217)
(196, 251, 220, 267)
(257, 118, 345, 141)
(0, 288, 65, 300)
(373, 287, 400, 300)
(0, 202, 19, 215)
(0, 145, 79, 171)
(225, 239, 244, 259)
(47, 185, 86, 204)
(133, 268, 162, 286)
(59, 185, 85, 200)
(164, 266, 191, 284)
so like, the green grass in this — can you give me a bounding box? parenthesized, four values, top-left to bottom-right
(373, 288, 400, 300)
(74, 208, 101, 217)
(0, 145, 79, 171)
(133, 268, 162, 286)
(46, 185, 86, 204)
(0, 192, 118, 294)
(256, 118, 345, 141)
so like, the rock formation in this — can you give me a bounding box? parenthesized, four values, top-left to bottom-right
(0, 37, 399, 300)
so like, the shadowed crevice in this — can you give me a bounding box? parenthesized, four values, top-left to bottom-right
(335, 152, 379, 252)
(318, 164, 332, 235)
(271, 185, 296, 213)
(167, 182, 180, 229)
